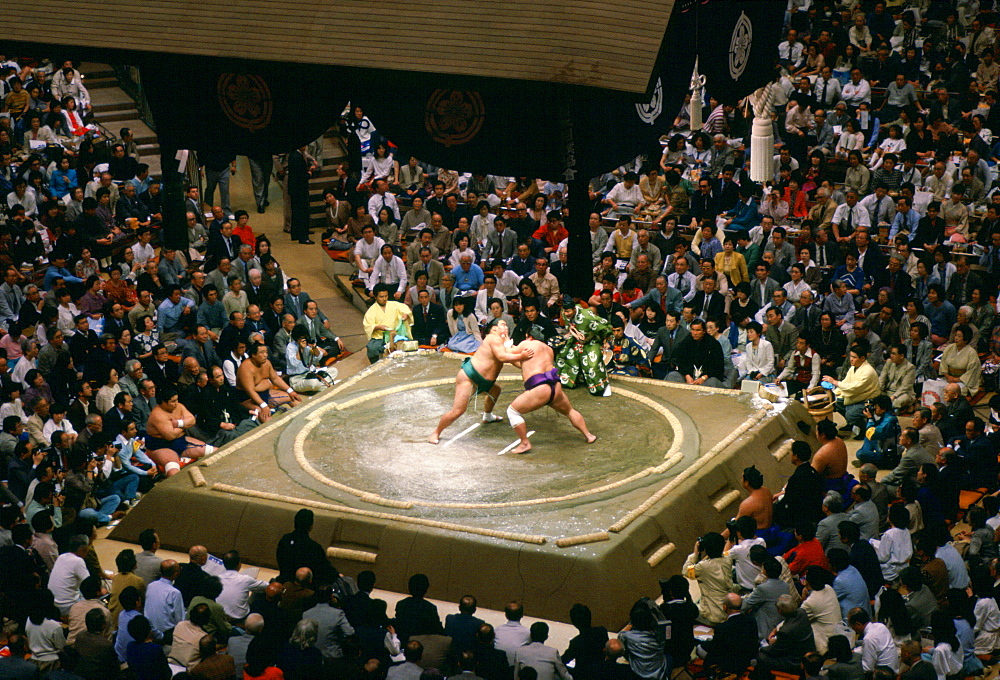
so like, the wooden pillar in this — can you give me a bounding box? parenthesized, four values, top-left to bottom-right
(566, 176, 593, 300)
(158, 141, 188, 251)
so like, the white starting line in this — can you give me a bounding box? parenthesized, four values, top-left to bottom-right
(498, 431, 535, 455)
(441, 422, 481, 447)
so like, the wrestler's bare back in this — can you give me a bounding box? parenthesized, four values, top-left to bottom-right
(514, 339, 555, 378)
(812, 439, 849, 479)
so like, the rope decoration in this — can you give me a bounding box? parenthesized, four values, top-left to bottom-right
(201, 358, 394, 468)
(325, 546, 377, 564)
(555, 532, 610, 547)
(189, 467, 206, 487)
(209, 483, 548, 544)
(294, 385, 685, 510)
(607, 405, 773, 533)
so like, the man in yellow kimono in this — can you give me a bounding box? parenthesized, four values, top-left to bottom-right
(362, 283, 413, 363)
(823, 337, 881, 438)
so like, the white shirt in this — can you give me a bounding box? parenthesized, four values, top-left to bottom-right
(605, 182, 643, 207)
(744, 338, 776, 376)
(778, 41, 804, 66)
(729, 537, 767, 589)
(859, 193, 896, 225)
(813, 77, 842, 106)
(42, 418, 77, 443)
(869, 527, 913, 581)
(132, 242, 155, 267)
(370, 256, 408, 294)
(931, 642, 963, 680)
(57, 302, 82, 336)
(217, 569, 269, 620)
(368, 191, 400, 222)
(474, 289, 507, 322)
(859, 621, 899, 672)
(49, 552, 90, 613)
(494, 270, 521, 297)
(353, 236, 386, 266)
(11, 356, 35, 390)
(783, 279, 811, 300)
(842, 79, 872, 106)
(667, 271, 698, 301)
(832, 203, 871, 229)
(494, 620, 531, 666)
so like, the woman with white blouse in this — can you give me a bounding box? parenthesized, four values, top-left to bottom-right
(742, 321, 776, 381)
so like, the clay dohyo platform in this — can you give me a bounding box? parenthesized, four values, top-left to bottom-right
(112, 352, 813, 625)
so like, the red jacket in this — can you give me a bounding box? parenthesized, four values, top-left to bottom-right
(784, 538, 830, 576)
(533, 224, 569, 249)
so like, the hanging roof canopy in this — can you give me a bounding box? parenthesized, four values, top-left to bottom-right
(2, 0, 675, 94)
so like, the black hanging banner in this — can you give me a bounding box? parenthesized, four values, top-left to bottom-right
(140, 60, 345, 155)
(693, 0, 786, 104)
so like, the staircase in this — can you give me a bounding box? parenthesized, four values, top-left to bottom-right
(307, 129, 348, 227)
(79, 62, 346, 216)
(79, 63, 161, 176)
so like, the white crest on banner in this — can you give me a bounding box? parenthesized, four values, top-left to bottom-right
(729, 11, 753, 81)
(635, 77, 663, 124)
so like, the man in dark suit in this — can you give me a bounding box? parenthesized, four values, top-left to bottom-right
(550, 248, 572, 295)
(838, 520, 884, 598)
(342, 570, 385, 628)
(700, 593, 759, 675)
(939, 383, 973, 442)
(177, 325, 222, 369)
(204, 221, 242, 272)
(471, 624, 512, 680)
(411, 290, 448, 346)
(689, 178, 719, 224)
(185, 185, 204, 226)
(174, 545, 216, 606)
(283, 278, 325, 323)
(141, 344, 180, 393)
(626, 275, 683, 322)
(713, 167, 741, 213)
(511, 301, 558, 344)
(755, 595, 816, 677)
(444, 596, 487, 654)
(0, 524, 45, 624)
(873, 256, 912, 302)
(850, 230, 886, 284)
(394, 574, 443, 643)
(649, 311, 689, 379)
(928, 87, 963, 129)
(102, 392, 135, 438)
(689, 278, 725, 322)
(809, 226, 841, 269)
(245, 271, 270, 308)
(773, 441, 825, 528)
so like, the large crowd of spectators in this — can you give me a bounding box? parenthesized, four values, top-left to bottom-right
(5, 0, 1000, 678)
(330, 3, 1000, 413)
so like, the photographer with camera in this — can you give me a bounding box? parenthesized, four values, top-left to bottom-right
(285, 327, 338, 394)
(62, 442, 125, 526)
(618, 598, 669, 680)
(853, 394, 900, 470)
(683, 532, 733, 625)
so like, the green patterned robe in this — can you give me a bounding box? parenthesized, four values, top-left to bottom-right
(555, 306, 613, 394)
